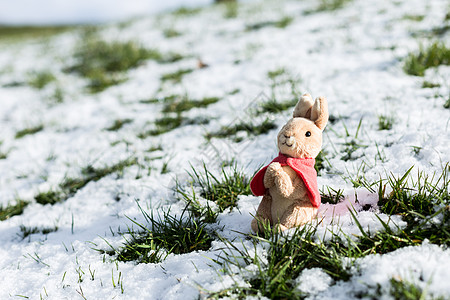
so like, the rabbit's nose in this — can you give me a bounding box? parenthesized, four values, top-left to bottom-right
(284, 135, 294, 147)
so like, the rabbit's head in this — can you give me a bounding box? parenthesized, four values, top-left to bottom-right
(277, 94, 328, 159)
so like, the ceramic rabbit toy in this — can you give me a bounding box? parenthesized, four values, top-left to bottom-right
(250, 93, 329, 232)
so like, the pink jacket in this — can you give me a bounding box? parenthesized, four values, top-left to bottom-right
(250, 153, 321, 208)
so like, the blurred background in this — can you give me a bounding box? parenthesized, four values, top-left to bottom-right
(0, 0, 224, 25)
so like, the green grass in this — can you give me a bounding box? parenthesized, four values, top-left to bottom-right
(267, 68, 286, 80)
(404, 42, 450, 76)
(61, 158, 138, 196)
(245, 16, 293, 31)
(0, 25, 75, 41)
(0, 200, 29, 221)
(265, 67, 302, 105)
(163, 28, 182, 38)
(431, 25, 450, 36)
(0, 142, 7, 159)
(35, 158, 138, 205)
(255, 98, 298, 115)
(210, 224, 352, 299)
(179, 164, 252, 223)
(28, 71, 55, 89)
(315, 150, 329, 173)
(171, 7, 202, 16)
(162, 96, 220, 113)
(377, 165, 449, 231)
(386, 278, 445, 300)
(305, 0, 353, 14)
(320, 186, 345, 204)
(444, 93, 450, 109)
(160, 68, 194, 83)
(138, 115, 208, 138)
(205, 119, 277, 143)
(106, 119, 133, 131)
(35, 190, 65, 205)
(378, 114, 394, 130)
(221, 0, 239, 19)
(105, 203, 213, 264)
(317, 0, 352, 11)
(66, 32, 163, 92)
(19, 225, 58, 239)
(15, 125, 44, 139)
(210, 164, 450, 298)
(402, 14, 425, 22)
(422, 81, 441, 88)
(339, 119, 367, 161)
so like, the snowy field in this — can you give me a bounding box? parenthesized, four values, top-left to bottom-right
(0, 0, 449, 299)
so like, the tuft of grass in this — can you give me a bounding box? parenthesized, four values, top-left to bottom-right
(206, 119, 277, 143)
(378, 114, 394, 130)
(402, 14, 425, 22)
(386, 278, 445, 300)
(51, 86, 64, 104)
(0, 200, 29, 221)
(265, 67, 302, 105)
(108, 203, 213, 264)
(19, 225, 58, 239)
(0, 142, 7, 159)
(163, 28, 182, 38)
(172, 7, 202, 16)
(28, 71, 55, 89)
(422, 81, 441, 88)
(374, 165, 450, 247)
(15, 125, 44, 139)
(61, 158, 138, 196)
(340, 119, 367, 161)
(162, 96, 220, 113)
(212, 165, 450, 298)
(36, 158, 138, 205)
(0, 25, 74, 41)
(255, 98, 298, 116)
(267, 68, 286, 80)
(211, 224, 352, 299)
(444, 93, 450, 109)
(404, 42, 450, 76)
(35, 190, 65, 205)
(378, 166, 449, 223)
(183, 164, 252, 222)
(66, 32, 161, 92)
(106, 119, 133, 131)
(246, 16, 293, 31)
(431, 25, 450, 36)
(160, 68, 194, 83)
(305, 0, 352, 14)
(138, 115, 208, 138)
(315, 150, 329, 173)
(139, 98, 160, 104)
(317, 0, 352, 11)
(320, 186, 345, 204)
(222, 0, 238, 19)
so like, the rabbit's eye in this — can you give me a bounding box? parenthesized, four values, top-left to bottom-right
(305, 131, 311, 137)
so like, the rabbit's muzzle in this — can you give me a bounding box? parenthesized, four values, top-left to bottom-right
(282, 135, 295, 147)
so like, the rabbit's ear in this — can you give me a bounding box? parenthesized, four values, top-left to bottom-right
(293, 93, 314, 118)
(311, 96, 329, 130)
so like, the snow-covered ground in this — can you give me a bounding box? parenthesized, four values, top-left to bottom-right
(0, 0, 449, 299)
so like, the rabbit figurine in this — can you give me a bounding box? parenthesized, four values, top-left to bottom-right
(250, 93, 329, 232)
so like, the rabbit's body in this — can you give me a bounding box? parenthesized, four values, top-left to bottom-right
(266, 164, 310, 221)
(250, 94, 328, 232)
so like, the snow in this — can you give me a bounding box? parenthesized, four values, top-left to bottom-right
(0, 0, 213, 25)
(0, 0, 449, 299)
